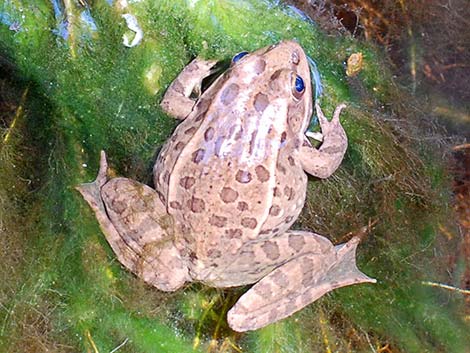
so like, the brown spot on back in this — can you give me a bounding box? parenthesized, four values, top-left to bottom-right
(237, 201, 249, 211)
(273, 187, 282, 197)
(271, 70, 281, 81)
(220, 187, 238, 203)
(288, 233, 306, 252)
(280, 131, 287, 144)
(269, 205, 281, 216)
(277, 163, 286, 174)
(220, 83, 239, 105)
(267, 308, 279, 324)
(284, 186, 295, 201)
(194, 112, 204, 122)
(187, 196, 205, 213)
(287, 156, 295, 166)
(225, 228, 242, 238)
(261, 241, 280, 260)
(169, 201, 182, 209)
(179, 176, 196, 189)
(163, 171, 170, 184)
(302, 267, 314, 287)
(253, 92, 269, 112)
(195, 98, 210, 111)
(254, 58, 266, 74)
(241, 217, 257, 229)
(204, 127, 215, 141)
(254, 282, 272, 298)
(207, 249, 222, 258)
(175, 141, 185, 150)
(248, 130, 257, 154)
(209, 214, 227, 228)
(184, 127, 197, 135)
(272, 270, 289, 287)
(255, 165, 270, 182)
(236, 170, 252, 183)
(192, 149, 205, 164)
(172, 79, 184, 94)
(110, 199, 126, 214)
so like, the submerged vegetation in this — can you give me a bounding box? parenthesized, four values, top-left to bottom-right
(0, 0, 468, 352)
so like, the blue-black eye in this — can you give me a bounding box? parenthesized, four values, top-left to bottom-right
(232, 51, 248, 63)
(295, 75, 305, 92)
(292, 74, 305, 99)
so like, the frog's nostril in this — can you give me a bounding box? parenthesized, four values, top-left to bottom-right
(291, 50, 300, 65)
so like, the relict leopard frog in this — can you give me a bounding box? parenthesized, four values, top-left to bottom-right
(77, 40, 375, 332)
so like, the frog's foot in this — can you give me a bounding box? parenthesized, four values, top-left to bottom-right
(76, 151, 189, 292)
(227, 236, 375, 332)
(300, 103, 348, 179)
(160, 58, 219, 119)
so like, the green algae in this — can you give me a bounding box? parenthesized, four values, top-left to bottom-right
(0, 0, 468, 352)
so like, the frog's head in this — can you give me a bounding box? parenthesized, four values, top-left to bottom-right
(228, 40, 313, 136)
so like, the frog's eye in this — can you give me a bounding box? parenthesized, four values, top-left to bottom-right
(232, 51, 248, 63)
(292, 74, 305, 99)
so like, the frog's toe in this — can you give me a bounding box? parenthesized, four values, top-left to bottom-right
(76, 150, 109, 196)
(227, 236, 375, 332)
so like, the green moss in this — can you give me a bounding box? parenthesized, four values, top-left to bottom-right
(0, 0, 468, 352)
(247, 318, 311, 353)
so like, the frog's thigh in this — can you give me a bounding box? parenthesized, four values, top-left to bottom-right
(227, 233, 375, 332)
(77, 153, 188, 292)
(100, 178, 189, 291)
(160, 58, 218, 119)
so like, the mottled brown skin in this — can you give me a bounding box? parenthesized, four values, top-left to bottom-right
(77, 40, 375, 332)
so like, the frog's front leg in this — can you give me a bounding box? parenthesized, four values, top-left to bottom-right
(226, 231, 375, 332)
(299, 103, 348, 179)
(160, 58, 218, 119)
(76, 151, 189, 291)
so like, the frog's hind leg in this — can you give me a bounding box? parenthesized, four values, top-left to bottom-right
(76, 151, 189, 291)
(227, 233, 375, 332)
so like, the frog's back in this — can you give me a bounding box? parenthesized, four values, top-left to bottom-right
(155, 41, 311, 268)
(156, 71, 282, 250)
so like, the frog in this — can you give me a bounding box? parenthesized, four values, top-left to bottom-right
(77, 40, 375, 332)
